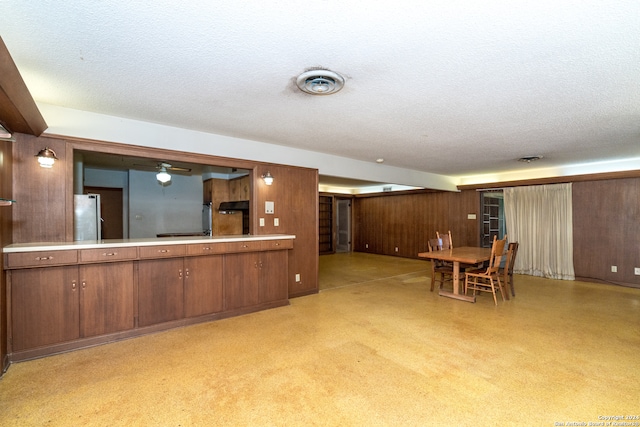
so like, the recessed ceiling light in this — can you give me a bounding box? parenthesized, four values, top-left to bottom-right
(376, 158, 384, 163)
(517, 155, 543, 163)
(296, 69, 345, 95)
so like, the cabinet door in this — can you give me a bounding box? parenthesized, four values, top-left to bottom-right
(11, 266, 80, 351)
(184, 255, 223, 318)
(138, 258, 184, 327)
(259, 250, 289, 304)
(224, 253, 259, 310)
(79, 262, 134, 337)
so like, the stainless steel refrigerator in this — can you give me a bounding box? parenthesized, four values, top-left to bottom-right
(202, 202, 212, 236)
(74, 194, 102, 241)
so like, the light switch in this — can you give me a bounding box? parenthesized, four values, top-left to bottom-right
(274, 218, 279, 226)
(259, 218, 265, 226)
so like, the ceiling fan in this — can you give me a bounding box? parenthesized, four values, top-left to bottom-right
(133, 161, 192, 173)
(133, 162, 192, 184)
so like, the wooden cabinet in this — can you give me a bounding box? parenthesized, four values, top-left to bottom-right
(224, 253, 260, 310)
(10, 261, 134, 351)
(224, 250, 288, 310)
(6, 250, 78, 269)
(79, 262, 134, 337)
(11, 266, 79, 351)
(184, 255, 223, 318)
(137, 258, 185, 327)
(138, 254, 225, 325)
(258, 250, 288, 304)
(5, 237, 293, 360)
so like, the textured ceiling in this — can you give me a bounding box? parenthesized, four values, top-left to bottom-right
(1, 0, 639, 182)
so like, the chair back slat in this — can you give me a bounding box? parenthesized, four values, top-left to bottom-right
(436, 230, 453, 250)
(484, 235, 507, 274)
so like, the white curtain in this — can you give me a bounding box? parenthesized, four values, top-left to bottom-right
(503, 183, 575, 280)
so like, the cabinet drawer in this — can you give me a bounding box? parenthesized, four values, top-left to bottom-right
(224, 240, 262, 253)
(79, 247, 138, 263)
(138, 245, 186, 259)
(186, 242, 226, 256)
(6, 250, 78, 269)
(261, 239, 293, 250)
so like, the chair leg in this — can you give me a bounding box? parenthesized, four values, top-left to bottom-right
(496, 276, 506, 302)
(489, 278, 498, 305)
(430, 262, 436, 292)
(509, 273, 515, 297)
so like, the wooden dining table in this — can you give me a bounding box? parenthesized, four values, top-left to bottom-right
(418, 246, 492, 302)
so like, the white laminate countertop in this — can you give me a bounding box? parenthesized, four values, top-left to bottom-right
(2, 234, 296, 253)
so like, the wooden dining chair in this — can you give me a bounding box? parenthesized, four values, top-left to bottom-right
(435, 230, 453, 250)
(500, 242, 519, 298)
(435, 230, 455, 268)
(464, 235, 508, 305)
(427, 238, 453, 291)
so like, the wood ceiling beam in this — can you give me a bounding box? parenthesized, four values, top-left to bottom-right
(0, 37, 47, 136)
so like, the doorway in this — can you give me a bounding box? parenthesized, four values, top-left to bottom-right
(480, 190, 506, 247)
(84, 186, 124, 239)
(336, 198, 351, 252)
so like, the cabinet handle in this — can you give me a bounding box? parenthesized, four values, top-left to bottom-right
(82, 281, 86, 289)
(102, 252, 118, 256)
(185, 268, 190, 278)
(72, 280, 77, 290)
(202, 247, 210, 251)
(275, 242, 280, 246)
(179, 269, 183, 278)
(242, 244, 248, 248)
(158, 249, 170, 253)
(35, 256, 53, 261)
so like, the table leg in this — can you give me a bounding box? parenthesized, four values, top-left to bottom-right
(452, 261, 460, 294)
(438, 260, 475, 302)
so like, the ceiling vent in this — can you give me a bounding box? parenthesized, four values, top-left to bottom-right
(296, 69, 345, 95)
(518, 155, 543, 163)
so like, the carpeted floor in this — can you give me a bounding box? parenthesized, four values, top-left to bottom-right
(1, 252, 639, 426)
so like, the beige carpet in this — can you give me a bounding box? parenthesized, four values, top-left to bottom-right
(1, 253, 639, 426)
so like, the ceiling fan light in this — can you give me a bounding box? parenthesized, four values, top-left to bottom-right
(156, 168, 171, 183)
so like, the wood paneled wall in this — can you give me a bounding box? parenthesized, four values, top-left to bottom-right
(353, 178, 640, 288)
(254, 164, 318, 297)
(12, 134, 69, 242)
(0, 138, 12, 373)
(353, 190, 480, 258)
(573, 178, 640, 286)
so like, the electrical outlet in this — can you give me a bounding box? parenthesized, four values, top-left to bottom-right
(295, 274, 301, 282)
(395, 247, 399, 252)
(365, 243, 368, 249)
(635, 268, 640, 275)
(611, 265, 617, 273)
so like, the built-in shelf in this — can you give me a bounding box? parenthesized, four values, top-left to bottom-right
(0, 198, 16, 207)
(319, 195, 334, 254)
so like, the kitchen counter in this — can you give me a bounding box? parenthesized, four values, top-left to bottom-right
(2, 234, 296, 253)
(4, 233, 296, 361)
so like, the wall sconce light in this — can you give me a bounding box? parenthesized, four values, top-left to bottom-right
(35, 147, 58, 168)
(262, 171, 274, 185)
(156, 166, 172, 184)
